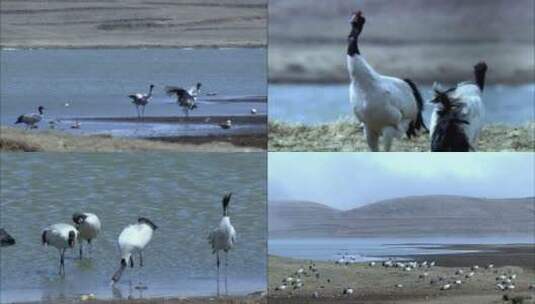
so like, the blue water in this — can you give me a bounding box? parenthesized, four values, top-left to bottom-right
(0, 48, 267, 137)
(0, 153, 267, 303)
(269, 236, 535, 262)
(269, 84, 535, 125)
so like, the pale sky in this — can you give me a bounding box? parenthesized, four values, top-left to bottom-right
(268, 153, 535, 210)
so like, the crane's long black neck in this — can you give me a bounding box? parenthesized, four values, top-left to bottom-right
(222, 193, 232, 216)
(347, 27, 361, 56)
(148, 85, 154, 97)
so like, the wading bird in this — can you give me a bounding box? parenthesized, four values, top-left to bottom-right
(347, 11, 427, 151)
(128, 84, 154, 120)
(111, 217, 158, 284)
(15, 106, 45, 129)
(42, 223, 78, 275)
(165, 86, 198, 118)
(72, 212, 101, 259)
(429, 62, 487, 151)
(208, 193, 236, 296)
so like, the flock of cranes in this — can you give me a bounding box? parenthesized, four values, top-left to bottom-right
(347, 11, 487, 152)
(1, 193, 237, 297)
(14, 81, 251, 131)
(128, 82, 202, 120)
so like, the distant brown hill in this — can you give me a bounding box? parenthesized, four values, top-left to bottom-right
(269, 196, 535, 238)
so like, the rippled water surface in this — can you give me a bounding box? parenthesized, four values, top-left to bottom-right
(270, 84, 535, 125)
(269, 236, 534, 262)
(0, 153, 267, 302)
(0, 48, 267, 137)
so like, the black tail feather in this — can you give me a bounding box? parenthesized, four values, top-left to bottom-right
(15, 115, 24, 124)
(403, 79, 428, 138)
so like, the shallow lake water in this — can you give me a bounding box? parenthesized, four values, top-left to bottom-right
(0, 48, 267, 138)
(269, 84, 535, 125)
(269, 236, 534, 262)
(0, 153, 267, 303)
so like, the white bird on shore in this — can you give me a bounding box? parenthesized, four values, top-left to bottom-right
(111, 217, 158, 284)
(208, 193, 236, 296)
(72, 212, 101, 259)
(15, 106, 45, 130)
(165, 86, 198, 118)
(250, 108, 257, 115)
(343, 288, 353, 295)
(346, 11, 427, 151)
(441, 284, 451, 291)
(128, 84, 154, 120)
(219, 119, 232, 130)
(42, 223, 78, 275)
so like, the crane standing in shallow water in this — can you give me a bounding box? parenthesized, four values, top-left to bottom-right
(128, 84, 154, 120)
(165, 86, 198, 118)
(42, 223, 78, 275)
(111, 217, 158, 285)
(208, 193, 236, 296)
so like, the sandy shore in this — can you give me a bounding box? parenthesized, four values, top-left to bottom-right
(0, 0, 266, 49)
(0, 126, 265, 152)
(268, 121, 535, 152)
(268, 244, 535, 304)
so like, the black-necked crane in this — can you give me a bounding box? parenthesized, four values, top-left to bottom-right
(111, 217, 158, 284)
(15, 106, 45, 130)
(165, 86, 198, 118)
(429, 62, 487, 152)
(128, 84, 154, 120)
(0, 228, 15, 247)
(42, 223, 79, 275)
(208, 193, 236, 296)
(72, 212, 101, 259)
(347, 11, 427, 151)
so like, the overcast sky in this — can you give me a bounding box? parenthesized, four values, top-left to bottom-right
(269, 153, 535, 210)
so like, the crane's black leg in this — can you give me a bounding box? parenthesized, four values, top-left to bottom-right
(224, 251, 228, 295)
(79, 242, 83, 259)
(139, 251, 143, 267)
(216, 252, 220, 297)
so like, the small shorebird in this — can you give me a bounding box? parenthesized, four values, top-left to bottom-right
(111, 217, 158, 284)
(0, 228, 15, 247)
(165, 86, 198, 118)
(250, 108, 257, 115)
(42, 223, 78, 275)
(128, 84, 154, 120)
(15, 106, 45, 129)
(219, 120, 232, 129)
(208, 193, 236, 296)
(72, 212, 101, 259)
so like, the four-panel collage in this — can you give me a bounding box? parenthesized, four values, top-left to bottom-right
(0, 1, 533, 304)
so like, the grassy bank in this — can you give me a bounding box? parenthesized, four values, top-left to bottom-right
(0, 126, 264, 152)
(268, 121, 535, 152)
(269, 254, 535, 304)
